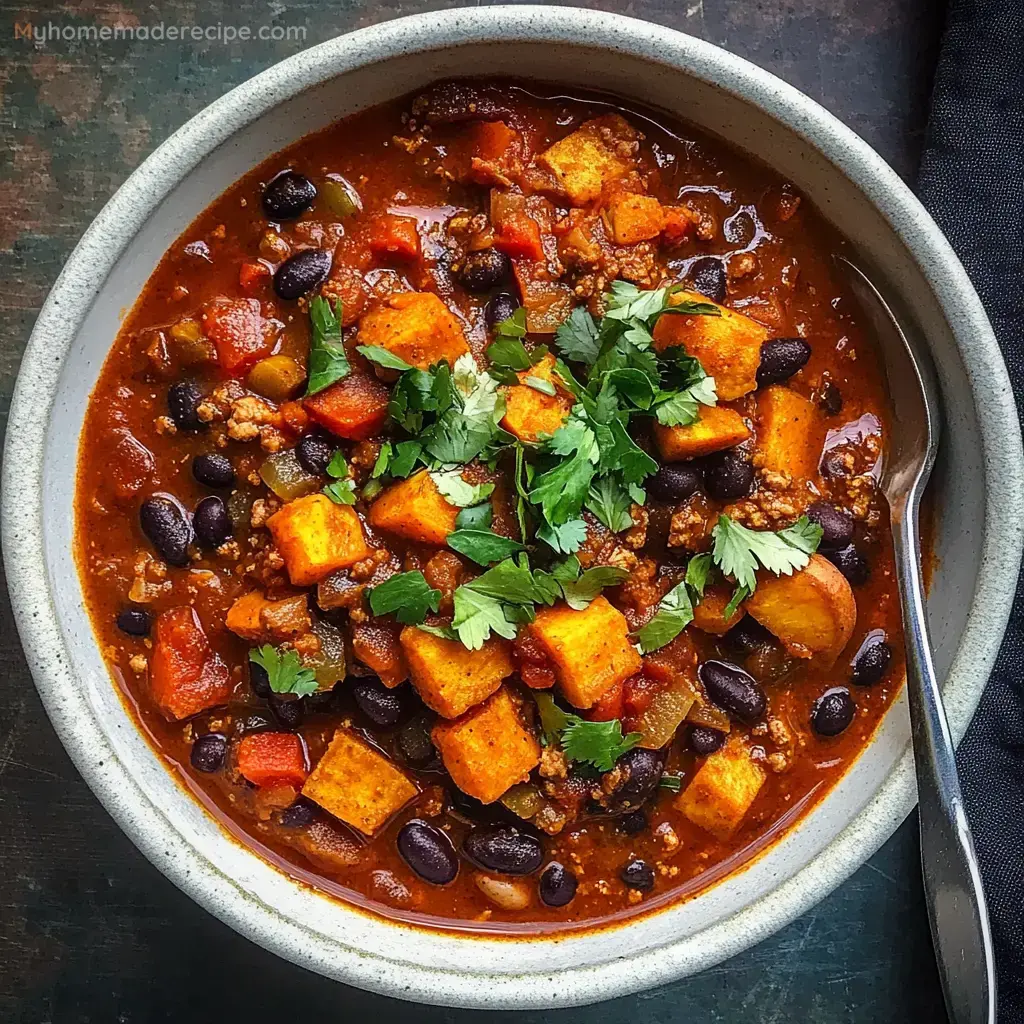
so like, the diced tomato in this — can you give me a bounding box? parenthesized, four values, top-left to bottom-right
(367, 214, 420, 261)
(278, 400, 311, 437)
(623, 672, 664, 718)
(303, 372, 390, 440)
(473, 121, 519, 162)
(494, 211, 545, 261)
(590, 679, 624, 722)
(513, 630, 556, 690)
(202, 297, 271, 376)
(239, 260, 271, 294)
(236, 732, 308, 788)
(150, 607, 232, 721)
(108, 428, 154, 501)
(661, 205, 699, 244)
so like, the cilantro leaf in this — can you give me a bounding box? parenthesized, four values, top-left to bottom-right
(305, 296, 350, 395)
(249, 645, 318, 696)
(635, 580, 695, 653)
(389, 440, 424, 478)
(586, 476, 634, 533)
(711, 514, 824, 593)
(723, 583, 751, 619)
(554, 306, 601, 364)
(560, 717, 642, 772)
(357, 345, 414, 372)
(368, 571, 442, 625)
(524, 375, 557, 396)
(529, 449, 597, 527)
(486, 310, 545, 384)
(430, 469, 495, 508)
(451, 586, 519, 649)
(371, 442, 393, 479)
(323, 478, 358, 504)
(325, 450, 348, 478)
(685, 552, 713, 597)
(537, 517, 588, 554)
(560, 564, 630, 610)
(460, 554, 542, 605)
(532, 691, 570, 746)
(447, 530, 526, 565)
(416, 623, 459, 641)
(455, 502, 493, 531)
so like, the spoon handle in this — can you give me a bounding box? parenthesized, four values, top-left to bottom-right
(891, 495, 997, 1024)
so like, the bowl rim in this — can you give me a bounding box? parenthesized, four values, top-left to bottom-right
(4, 5, 1022, 1008)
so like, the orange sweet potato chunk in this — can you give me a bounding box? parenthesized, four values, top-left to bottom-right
(303, 372, 390, 441)
(692, 585, 745, 635)
(653, 405, 751, 461)
(225, 591, 311, 643)
(653, 290, 767, 400)
(432, 687, 541, 804)
(367, 214, 421, 261)
(267, 493, 370, 587)
(367, 471, 459, 546)
(351, 621, 409, 688)
(237, 732, 308, 788)
(755, 385, 823, 480)
(150, 607, 232, 721)
(604, 194, 665, 244)
(357, 292, 468, 370)
(500, 353, 574, 443)
(676, 738, 766, 840)
(202, 297, 271, 376)
(744, 554, 856, 663)
(537, 114, 639, 204)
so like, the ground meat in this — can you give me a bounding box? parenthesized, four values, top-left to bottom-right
(423, 550, 465, 614)
(539, 747, 568, 780)
(618, 558, 663, 616)
(227, 395, 279, 443)
(668, 495, 714, 550)
(622, 504, 648, 549)
(249, 498, 279, 529)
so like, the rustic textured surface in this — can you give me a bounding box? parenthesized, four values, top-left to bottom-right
(0, 1, 947, 1020)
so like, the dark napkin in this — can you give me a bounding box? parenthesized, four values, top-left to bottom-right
(916, 1, 1024, 1019)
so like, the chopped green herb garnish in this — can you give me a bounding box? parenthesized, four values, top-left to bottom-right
(249, 645, 318, 696)
(368, 571, 442, 625)
(446, 529, 526, 566)
(659, 774, 683, 792)
(561, 717, 642, 772)
(711, 514, 823, 594)
(430, 469, 495, 508)
(305, 296, 350, 395)
(357, 344, 415, 372)
(322, 450, 357, 505)
(635, 580, 695, 654)
(524, 375, 557, 397)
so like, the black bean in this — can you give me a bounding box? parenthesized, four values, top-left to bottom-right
(687, 257, 727, 303)
(167, 380, 204, 431)
(352, 678, 404, 729)
(190, 733, 227, 773)
(192, 452, 235, 489)
(621, 858, 655, 892)
(649, 463, 703, 502)
(806, 501, 854, 551)
(703, 451, 754, 500)
(139, 495, 192, 566)
(851, 633, 892, 686)
(605, 748, 665, 810)
(463, 826, 543, 876)
(398, 820, 459, 885)
(448, 786, 497, 824)
(457, 247, 512, 292)
(397, 716, 436, 766)
(485, 291, 520, 328)
(269, 694, 303, 730)
(116, 607, 151, 637)
(688, 725, 726, 756)
(296, 432, 335, 476)
(698, 659, 767, 722)
(262, 170, 317, 220)
(756, 337, 812, 387)
(303, 685, 342, 715)
(539, 862, 578, 907)
(811, 686, 856, 736)
(618, 810, 648, 835)
(279, 798, 316, 828)
(724, 615, 775, 655)
(193, 495, 232, 549)
(819, 381, 843, 416)
(273, 248, 331, 299)
(827, 543, 870, 586)
(249, 661, 272, 699)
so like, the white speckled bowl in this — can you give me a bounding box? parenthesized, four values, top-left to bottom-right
(4, 6, 1022, 1009)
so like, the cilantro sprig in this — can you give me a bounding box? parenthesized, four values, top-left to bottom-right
(249, 645, 318, 696)
(305, 296, 350, 395)
(368, 571, 441, 625)
(322, 449, 357, 505)
(531, 691, 641, 772)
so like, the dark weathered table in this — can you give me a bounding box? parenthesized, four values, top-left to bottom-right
(0, 2, 950, 1020)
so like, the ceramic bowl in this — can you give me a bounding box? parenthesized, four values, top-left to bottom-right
(4, 5, 1022, 1009)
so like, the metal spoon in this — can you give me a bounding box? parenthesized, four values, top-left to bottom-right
(837, 255, 996, 1024)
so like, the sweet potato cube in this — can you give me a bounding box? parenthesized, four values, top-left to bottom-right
(653, 405, 751, 461)
(400, 627, 514, 718)
(267, 493, 370, 587)
(500, 353, 574, 442)
(357, 292, 468, 370)
(303, 372, 390, 440)
(302, 729, 417, 836)
(744, 553, 856, 663)
(537, 114, 638, 204)
(755, 385, 823, 480)
(529, 596, 642, 709)
(692, 585, 745, 635)
(676, 738, 766, 840)
(367, 214, 420, 261)
(237, 732, 308, 789)
(225, 591, 311, 642)
(150, 607, 232, 721)
(604, 194, 665, 244)
(432, 687, 541, 804)
(351, 621, 409, 688)
(653, 290, 768, 400)
(367, 471, 459, 545)
(202, 297, 271, 376)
